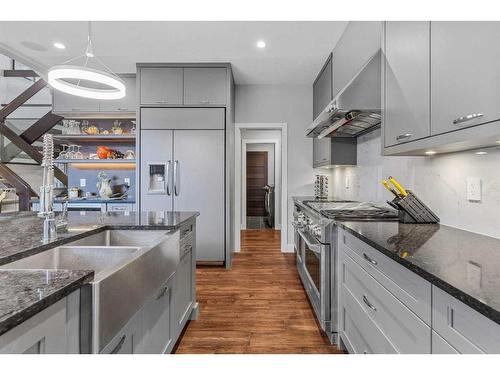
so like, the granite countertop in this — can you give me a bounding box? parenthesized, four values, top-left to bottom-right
(0, 210, 198, 336)
(0, 270, 94, 336)
(338, 221, 500, 325)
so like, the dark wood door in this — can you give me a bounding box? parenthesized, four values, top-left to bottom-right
(246, 151, 268, 217)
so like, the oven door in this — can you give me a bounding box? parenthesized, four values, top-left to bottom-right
(297, 227, 332, 339)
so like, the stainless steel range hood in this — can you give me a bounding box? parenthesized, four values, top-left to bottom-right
(306, 50, 381, 139)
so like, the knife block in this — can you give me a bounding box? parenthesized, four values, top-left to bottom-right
(388, 190, 440, 224)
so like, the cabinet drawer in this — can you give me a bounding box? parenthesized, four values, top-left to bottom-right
(432, 286, 500, 353)
(340, 285, 396, 354)
(431, 330, 458, 354)
(140, 108, 225, 130)
(341, 230, 431, 324)
(341, 248, 431, 353)
(183, 67, 227, 105)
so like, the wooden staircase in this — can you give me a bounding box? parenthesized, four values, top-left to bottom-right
(0, 67, 67, 210)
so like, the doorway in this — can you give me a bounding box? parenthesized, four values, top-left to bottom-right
(246, 147, 273, 229)
(234, 123, 287, 252)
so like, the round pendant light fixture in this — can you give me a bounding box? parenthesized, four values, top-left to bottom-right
(48, 22, 125, 100)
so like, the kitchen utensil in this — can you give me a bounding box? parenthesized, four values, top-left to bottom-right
(112, 120, 123, 135)
(388, 176, 408, 197)
(314, 175, 329, 199)
(125, 150, 135, 159)
(97, 171, 113, 199)
(68, 187, 81, 199)
(382, 180, 400, 197)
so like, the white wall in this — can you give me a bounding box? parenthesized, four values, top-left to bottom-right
(236, 84, 315, 245)
(329, 128, 500, 239)
(246, 143, 275, 185)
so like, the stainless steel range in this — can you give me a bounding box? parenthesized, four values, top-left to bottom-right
(293, 198, 398, 344)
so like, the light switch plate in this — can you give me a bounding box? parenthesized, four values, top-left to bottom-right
(124, 178, 131, 186)
(345, 175, 351, 189)
(466, 177, 481, 201)
(80, 178, 86, 187)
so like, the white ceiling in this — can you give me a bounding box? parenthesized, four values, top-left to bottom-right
(0, 21, 347, 85)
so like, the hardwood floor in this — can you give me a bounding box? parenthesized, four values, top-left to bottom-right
(174, 229, 342, 354)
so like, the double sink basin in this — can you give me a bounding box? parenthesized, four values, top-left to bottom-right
(0, 229, 180, 352)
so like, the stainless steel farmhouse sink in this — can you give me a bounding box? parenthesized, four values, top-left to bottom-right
(0, 229, 180, 352)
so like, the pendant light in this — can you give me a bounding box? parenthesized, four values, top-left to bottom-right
(48, 22, 125, 100)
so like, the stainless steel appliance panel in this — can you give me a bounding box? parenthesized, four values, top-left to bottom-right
(173, 130, 225, 261)
(140, 130, 173, 211)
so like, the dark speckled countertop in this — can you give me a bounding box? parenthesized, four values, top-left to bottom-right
(338, 221, 500, 325)
(0, 210, 198, 336)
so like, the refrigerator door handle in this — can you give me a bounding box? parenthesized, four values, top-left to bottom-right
(166, 160, 171, 196)
(174, 160, 180, 196)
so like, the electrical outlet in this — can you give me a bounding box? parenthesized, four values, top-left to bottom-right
(466, 177, 481, 201)
(80, 178, 86, 188)
(124, 178, 131, 186)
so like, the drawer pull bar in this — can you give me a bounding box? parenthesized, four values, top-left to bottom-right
(363, 253, 378, 265)
(155, 285, 169, 300)
(110, 335, 126, 354)
(396, 133, 413, 141)
(453, 113, 483, 125)
(363, 295, 377, 311)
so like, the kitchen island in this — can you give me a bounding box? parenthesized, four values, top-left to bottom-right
(0, 210, 199, 354)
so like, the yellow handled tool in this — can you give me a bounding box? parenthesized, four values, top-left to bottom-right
(388, 176, 408, 197)
(382, 180, 399, 198)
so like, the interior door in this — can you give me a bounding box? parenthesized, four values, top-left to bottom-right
(173, 130, 225, 261)
(140, 130, 173, 211)
(246, 151, 268, 217)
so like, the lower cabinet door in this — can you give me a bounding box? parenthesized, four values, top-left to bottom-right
(171, 250, 194, 338)
(135, 284, 171, 354)
(432, 331, 459, 354)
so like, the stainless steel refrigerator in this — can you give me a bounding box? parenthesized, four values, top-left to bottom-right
(140, 108, 225, 262)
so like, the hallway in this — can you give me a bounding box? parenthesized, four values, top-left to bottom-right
(174, 229, 341, 354)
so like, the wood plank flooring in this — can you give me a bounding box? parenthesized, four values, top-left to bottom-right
(174, 229, 342, 354)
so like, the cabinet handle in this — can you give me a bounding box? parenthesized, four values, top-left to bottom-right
(112, 206, 127, 211)
(363, 253, 377, 265)
(155, 100, 169, 104)
(453, 113, 483, 125)
(71, 108, 81, 111)
(199, 100, 210, 104)
(110, 335, 126, 354)
(396, 133, 413, 141)
(117, 107, 129, 111)
(155, 285, 169, 300)
(363, 295, 377, 311)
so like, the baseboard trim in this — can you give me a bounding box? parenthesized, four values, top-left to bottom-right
(282, 243, 295, 253)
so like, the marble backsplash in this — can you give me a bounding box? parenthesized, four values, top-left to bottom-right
(328, 128, 500, 239)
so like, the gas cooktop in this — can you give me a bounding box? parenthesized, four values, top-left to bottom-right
(304, 200, 398, 221)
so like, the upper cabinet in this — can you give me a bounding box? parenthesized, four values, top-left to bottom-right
(430, 22, 500, 136)
(140, 68, 183, 105)
(100, 76, 137, 112)
(183, 68, 227, 105)
(384, 22, 430, 147)
(383, 21, 500, 155)
(313, 54, 333, 120)
(333, 21, 382, 98)
(52, 74, 136, 115)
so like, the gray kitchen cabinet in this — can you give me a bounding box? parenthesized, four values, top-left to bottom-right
(432, 331, 459, 354)
(183, 68, 227, 105)
(333, 21, 382, 97)
(313, 138, 331, 167)
(431, 22, 500, 136)
(52, 90, 100, 113)
(135, 282, 172, 354)
(140, 67, 184, 105)
(384, 21, 430, 147)
(340, 243, 431, 353)
(313, 138, 357, 168)
(432, 286, 500, 354)
(141, 107, 225, 130)
(0, 291, 80, 354)
(171, 248, 194, 338)
(99, 76, 137, 112)
(313, 53, 333, 120)
(100, 313, 139, 354)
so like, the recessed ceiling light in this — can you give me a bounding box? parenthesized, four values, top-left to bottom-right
(256, 40, 266, 49)
(53, 42, 66, 49)
(476, 151, 488, 155)
(425, 150, 436, 155)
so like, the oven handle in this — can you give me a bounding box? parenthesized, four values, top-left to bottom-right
(297, 229, 323, 255)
